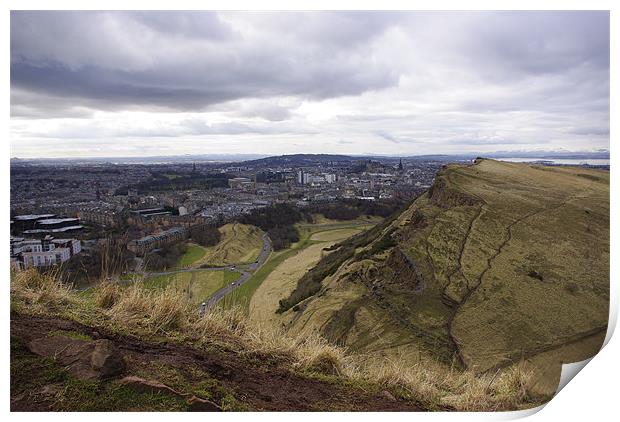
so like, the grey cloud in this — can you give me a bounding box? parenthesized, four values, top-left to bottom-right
(10, 11, 610, 157)
(373, 130, 401, 143)
(236, 103, 293, 122)
(11, 11, 400, 115)
(128, 11, 235, 40)
(453, 11, 609, 79)
(21, 118, 317, 139)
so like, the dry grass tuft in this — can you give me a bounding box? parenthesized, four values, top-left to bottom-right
(291, 335, 348, 375)
(191, 305, 248, 339)
(108, 283, 190, 332)
(11, 269, 75, 311)
(95, 281, 122, 309)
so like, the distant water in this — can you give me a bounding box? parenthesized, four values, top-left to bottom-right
(498, 157, 610, 166)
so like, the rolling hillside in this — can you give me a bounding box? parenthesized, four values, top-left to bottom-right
(274, 159, 609, 394)
(197, 223, 263, 266)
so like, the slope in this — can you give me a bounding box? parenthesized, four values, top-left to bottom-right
(276, 159, 609, 392)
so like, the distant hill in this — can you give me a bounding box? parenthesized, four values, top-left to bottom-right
(275, 159, 609, 396)
(240, 154, 360, 166)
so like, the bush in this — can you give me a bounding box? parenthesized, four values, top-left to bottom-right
(268, 226, 300, 250)
(190, 225, 221, 247)
(144, 243, 187, 271)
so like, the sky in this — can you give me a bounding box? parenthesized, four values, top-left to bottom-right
(10, 11, 610, 158)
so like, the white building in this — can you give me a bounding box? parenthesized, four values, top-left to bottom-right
(324, 174, 337, 183)
(21, 247, 71, 269)
(10, 236, 81, 269)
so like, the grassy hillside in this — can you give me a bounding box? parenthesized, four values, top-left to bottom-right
(197, 223, 263, 266)
(276, 159, 609, 394)
(10, 269, 539, 411)
(175, 244, 207, 269)
(249, 227, 364, 327)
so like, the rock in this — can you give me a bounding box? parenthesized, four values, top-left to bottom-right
(90, 339, 126, 378)
(119, 376, 184, 397)
(382, 390, 397, 402)
(40, 384, 63, 397)
(27, 335, 125, 381)
(187, 395, 222, 412)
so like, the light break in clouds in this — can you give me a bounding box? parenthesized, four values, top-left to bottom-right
(10, 11, 610, 158)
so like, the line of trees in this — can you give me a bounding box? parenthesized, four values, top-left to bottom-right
(309, 198, 405, 220)
(240, 203, 310, 250)
(190, 225, 221, 247)
(144, 242, 187, 271)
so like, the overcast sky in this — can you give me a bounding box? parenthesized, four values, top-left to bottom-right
(10, 11, 610, 158)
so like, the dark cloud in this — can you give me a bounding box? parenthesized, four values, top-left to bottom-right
(11, 11, 399, 115)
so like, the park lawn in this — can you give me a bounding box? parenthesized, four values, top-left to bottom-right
(143, 270, 239, 305)
(175, 243, 207, 269)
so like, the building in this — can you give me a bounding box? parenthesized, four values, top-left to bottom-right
(10, 236, 81, 269)
(127, 226, 188, 256)
(228, 177, 254, 189)
(324, 174, 337, 183)
(77, 209, 123, 227)
(297, 170, 310, 185)
(12, 214, 56, 232)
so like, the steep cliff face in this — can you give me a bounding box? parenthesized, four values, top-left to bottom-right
(280, 159, 609, 392)
(427, 171, 482, 209)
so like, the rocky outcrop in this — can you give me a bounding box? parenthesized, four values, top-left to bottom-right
(26, 334, 125, 380)
(427, 175, 481, 209)
(384, 247, 424, 291)
(91, 339, 126, 378)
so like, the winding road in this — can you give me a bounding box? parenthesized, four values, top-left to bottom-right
(202, 232, 272, 310)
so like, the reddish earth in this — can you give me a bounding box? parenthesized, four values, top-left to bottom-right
(11, 313, 422, 411)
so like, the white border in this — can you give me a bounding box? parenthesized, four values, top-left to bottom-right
(2, 2, 616, 421)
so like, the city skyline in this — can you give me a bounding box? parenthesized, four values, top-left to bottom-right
(11, 11, 610, 158)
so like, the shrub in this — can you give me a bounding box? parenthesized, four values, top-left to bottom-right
(190, 225, 221, 247)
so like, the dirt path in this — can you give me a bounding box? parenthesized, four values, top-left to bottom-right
(11, 313, 421, 412)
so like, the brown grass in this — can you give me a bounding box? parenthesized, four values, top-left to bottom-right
(10, 269, 542, 411)
(10, 269, 75, 312)
(108, 283, 190, 332)
(94, 281, 122, 309)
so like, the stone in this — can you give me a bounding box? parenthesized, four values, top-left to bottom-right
(382, 390, 397, 402)
(90, 339, 126, 378)
(40, 384, 63, 397)
(27, 335, 125, 381)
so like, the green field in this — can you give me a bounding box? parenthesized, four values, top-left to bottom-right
(143, 270, 239, 305)
(175, 243, 207, 269)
